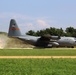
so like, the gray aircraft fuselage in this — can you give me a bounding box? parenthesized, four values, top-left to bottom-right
(57, 37, 76, 47)
(18, 35, 76, 48)
(8, 19, 76, 48)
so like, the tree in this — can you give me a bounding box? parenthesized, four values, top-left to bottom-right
(65, 27, 74, 33)
(65, 27, 75, 37)
(26, 26, 76, 37)
(26, 30, 36, 36)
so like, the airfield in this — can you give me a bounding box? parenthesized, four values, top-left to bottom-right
(0, 34, 76, 59)
(1, 34, 76, 74)
(0, 48, 76, 58)
(1, 34, 76, 58)
(1, 34, 76, 75)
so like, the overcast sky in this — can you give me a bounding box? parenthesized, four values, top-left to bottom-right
(0, 0, 76, 34)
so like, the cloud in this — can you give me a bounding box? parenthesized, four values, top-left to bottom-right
(37, 20, 47, 26)
(19, 23, 35, 33)
(36, 19, 50, 30)
(19, 19, 50, 33)
(0, 12, 52, 33)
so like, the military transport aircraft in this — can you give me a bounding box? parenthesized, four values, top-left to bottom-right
(8, 19, 76, 48)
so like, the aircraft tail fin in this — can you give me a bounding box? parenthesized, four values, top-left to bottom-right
(8, 19, 21, 37)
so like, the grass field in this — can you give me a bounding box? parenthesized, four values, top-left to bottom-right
(0, 48, 76, 56)
(0, 59, 76, 75)
(0, 49, 76, 75)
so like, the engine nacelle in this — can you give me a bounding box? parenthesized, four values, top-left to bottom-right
(47, 42, 59, 48)
(51, 36, 60, 40)
(51, 42, 59, 46)
(41, 35, 60, 40)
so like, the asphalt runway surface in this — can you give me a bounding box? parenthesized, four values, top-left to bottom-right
(0, 56, 76, 58)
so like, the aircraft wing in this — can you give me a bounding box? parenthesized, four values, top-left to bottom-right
(41, 34, 60, 40)
(36, 35, 60, 47)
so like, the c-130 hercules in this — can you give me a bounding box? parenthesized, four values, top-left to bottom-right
(8, 19, 76, 48)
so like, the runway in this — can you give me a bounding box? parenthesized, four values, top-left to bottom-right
(0, 56, 76, 58)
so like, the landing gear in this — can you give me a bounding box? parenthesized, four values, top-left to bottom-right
(67, 46, 74, 48)
(71, 46, 74, 48)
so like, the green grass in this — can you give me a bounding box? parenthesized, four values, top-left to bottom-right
(0, 48, 76, 56)
(0, 59, 76, 75)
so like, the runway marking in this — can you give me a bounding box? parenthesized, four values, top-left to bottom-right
(0, 56, 76, 58)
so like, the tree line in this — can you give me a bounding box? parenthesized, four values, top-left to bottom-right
(26, 27, 76, 37)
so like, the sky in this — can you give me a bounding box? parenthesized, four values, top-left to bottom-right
(0, 0, 76, 34)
